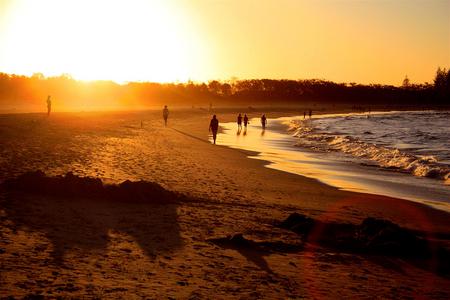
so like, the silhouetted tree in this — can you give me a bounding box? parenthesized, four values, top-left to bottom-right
(433, 67, 450, 104)
(402, 75, 410, 88)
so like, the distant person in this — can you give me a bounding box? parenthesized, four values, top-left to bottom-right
(163, 105, 169, 126)
(261, 114, 267, 129)
(308, 109, 312, 119)
(303, 111, 306, 119)
(243, 114, 249, 128)
(46, 95, 52, 116)
(209, 115, 219, 144)
(237, 113, 242, 129)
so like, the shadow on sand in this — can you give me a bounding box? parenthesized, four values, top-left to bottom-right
(208, 233, 302, 274)
(1, 171, 184, 265)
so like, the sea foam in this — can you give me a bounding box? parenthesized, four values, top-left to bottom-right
(290, 112, 450, 182)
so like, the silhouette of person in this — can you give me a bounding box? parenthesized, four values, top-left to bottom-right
(46, 95, 52, 116)
(237, 113, 242, 130)
(243, 114, 249, 128)
(209, 115, 219, 144)
(308, 109, 312, 119)
(261, 114, 267, 129)
(163, 105, 169, 126)
(303, 111, 306, 119)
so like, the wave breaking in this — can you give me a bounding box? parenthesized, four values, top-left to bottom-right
(289, 118, 450, 183)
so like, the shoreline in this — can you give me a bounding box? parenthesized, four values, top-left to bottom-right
(214, 111, 450, 213)
(175, 109, 450, 233)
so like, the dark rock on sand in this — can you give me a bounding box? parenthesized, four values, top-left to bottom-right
(278, 212, 315, 235)
(356, 217, 426, 256)
(279, 213, 428, 255)
(278, 213, 450, 276)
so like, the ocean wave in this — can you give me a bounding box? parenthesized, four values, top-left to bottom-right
(290, 119, 450, 182)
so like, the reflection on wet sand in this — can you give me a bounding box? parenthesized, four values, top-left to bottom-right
(215, 117, 450, 212)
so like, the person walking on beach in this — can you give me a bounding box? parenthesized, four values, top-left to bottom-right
(308, 109, 312, 119)
(237, 113, 242, 130)
(261, 114, 267, 130)
(303, 111, 306, 119)
(209, 115, 219, 144)
(163, 105, 169, 126)
(46, 95, 52, 116)
(243, 114, 249, 128)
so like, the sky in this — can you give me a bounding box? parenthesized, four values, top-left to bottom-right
(0, 0, 449, 85)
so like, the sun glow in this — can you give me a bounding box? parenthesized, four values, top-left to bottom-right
(1, 1, 448, 85)
(0, 0, 209, 83)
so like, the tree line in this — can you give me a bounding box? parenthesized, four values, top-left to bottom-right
(0, 68, 448, 111)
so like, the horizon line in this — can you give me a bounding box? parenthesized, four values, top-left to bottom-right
(0, 70, 443, 87)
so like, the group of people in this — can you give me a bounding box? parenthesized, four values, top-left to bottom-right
(209, 113, 268, 144)
(162, 106, 268, 145)
(236, 113, 267, 130)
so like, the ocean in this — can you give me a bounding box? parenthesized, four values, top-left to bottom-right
(216, 111, 450, 212)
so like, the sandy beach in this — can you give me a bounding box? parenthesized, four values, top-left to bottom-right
(1, 108, 449, 299)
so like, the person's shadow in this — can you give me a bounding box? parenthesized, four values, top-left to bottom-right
(209, 234, 303, 274)
(2, 172, 182, 265)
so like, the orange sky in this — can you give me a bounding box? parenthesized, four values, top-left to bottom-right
(0, 0, 449, 85)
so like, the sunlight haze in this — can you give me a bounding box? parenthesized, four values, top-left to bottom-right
(0, 0, 449, 85)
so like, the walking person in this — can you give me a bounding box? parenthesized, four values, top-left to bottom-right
(261, 114, 267, 130)
(243, 114, 249, 128)
(209, 115, 219, 144)
(237, 113, 242, 130)
(46, 95, 52, 116)
(308, 109, 312, 119)
(163, 105, 169, 126)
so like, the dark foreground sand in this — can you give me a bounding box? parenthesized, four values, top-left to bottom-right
(1, 109, 449, 299)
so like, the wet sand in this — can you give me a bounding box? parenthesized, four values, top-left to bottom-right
(216, 115, 450, 212)
(1, 109, 449, 298)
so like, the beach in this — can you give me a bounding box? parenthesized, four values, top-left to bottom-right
(1, 108, 450, 299)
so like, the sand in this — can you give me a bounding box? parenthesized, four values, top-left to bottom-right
(1, 108, 449, 299)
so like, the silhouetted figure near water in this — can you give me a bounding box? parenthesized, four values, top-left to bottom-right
(46, 95, 51, 116)
(303, 111, 306, 119)
(261, 114, 267, 130)
(244, 114, 249, 128)
(308, 109, 312, 119)
(237, 113, 242, 130)
(163, 105, 169, 126)
(209, 115, 219, 144)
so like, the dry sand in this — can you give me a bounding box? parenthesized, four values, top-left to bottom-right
(1, 109, 449, 299)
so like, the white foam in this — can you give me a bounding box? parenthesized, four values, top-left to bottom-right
(291, 116, 450, 181)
